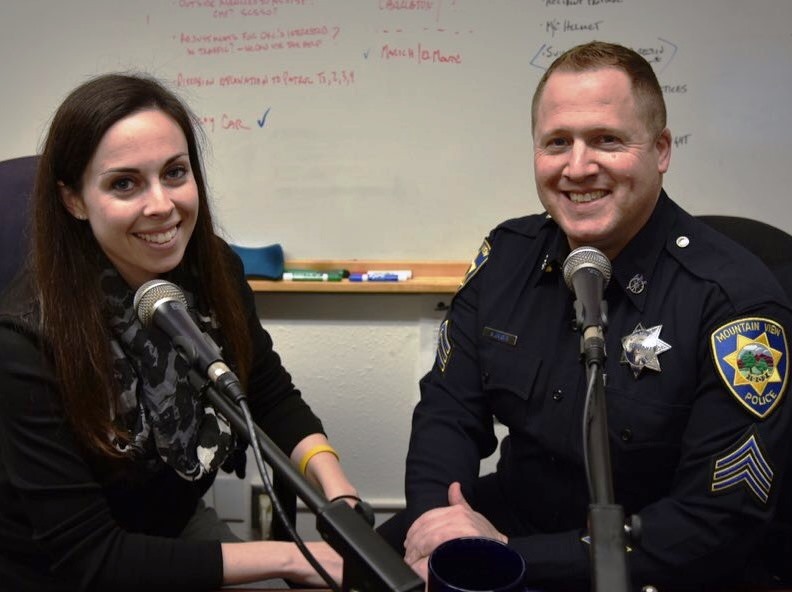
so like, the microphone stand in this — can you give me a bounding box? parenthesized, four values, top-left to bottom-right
(189, 370, 423, 592)
(576, 301, 631, 592)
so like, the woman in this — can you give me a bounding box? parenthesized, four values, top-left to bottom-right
(0, 73, 351, 590)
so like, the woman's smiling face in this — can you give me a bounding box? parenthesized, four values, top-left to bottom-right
(61, 108, 199, 288)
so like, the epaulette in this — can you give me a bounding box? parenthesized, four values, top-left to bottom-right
(665, 213, 787, 310)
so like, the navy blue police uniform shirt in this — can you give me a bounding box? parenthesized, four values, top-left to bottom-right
(404, 192, 792, 589)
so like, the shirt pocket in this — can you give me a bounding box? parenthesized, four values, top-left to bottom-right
(605, 386, 691, 507)
(480, 343, 543, 429)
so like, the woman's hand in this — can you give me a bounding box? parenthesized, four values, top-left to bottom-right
(288, 541, 344, 587)
(221, 540, 342, 587)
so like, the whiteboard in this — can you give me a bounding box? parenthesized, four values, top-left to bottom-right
(2, 0, 791, 259)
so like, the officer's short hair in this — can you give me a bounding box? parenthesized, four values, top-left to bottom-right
(531, 41, 667, 139)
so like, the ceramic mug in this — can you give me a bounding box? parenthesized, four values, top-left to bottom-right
(428, 536, 527, 592)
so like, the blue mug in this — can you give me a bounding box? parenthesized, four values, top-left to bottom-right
(428, 536, 527, 592)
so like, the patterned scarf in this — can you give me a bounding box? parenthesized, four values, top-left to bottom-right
(101, 266, 234, 481)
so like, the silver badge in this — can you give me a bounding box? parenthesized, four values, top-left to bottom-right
(621, 323, 672, 378)
(626, 274, 647, 294)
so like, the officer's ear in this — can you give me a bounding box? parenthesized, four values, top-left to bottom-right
(655, 128, 672, 174)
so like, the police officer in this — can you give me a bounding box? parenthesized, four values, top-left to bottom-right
(380, 41, 792, 591)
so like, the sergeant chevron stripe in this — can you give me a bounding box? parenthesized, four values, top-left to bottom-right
(710, 428, 773, 504)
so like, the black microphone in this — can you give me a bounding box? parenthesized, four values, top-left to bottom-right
(133, 279, 245, 402)
(562, 246, 612, 365)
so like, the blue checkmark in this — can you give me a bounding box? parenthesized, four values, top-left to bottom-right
(257, 107, 271, 128)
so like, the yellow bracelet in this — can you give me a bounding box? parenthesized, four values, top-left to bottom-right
(298, 444, 339, 475)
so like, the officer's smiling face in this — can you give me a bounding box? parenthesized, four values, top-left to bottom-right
(532, 67, 672, 259)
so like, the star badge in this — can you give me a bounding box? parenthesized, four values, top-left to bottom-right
(621, 324, 672, 378)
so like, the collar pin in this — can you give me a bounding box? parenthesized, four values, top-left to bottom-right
(627, 274, 647, 294)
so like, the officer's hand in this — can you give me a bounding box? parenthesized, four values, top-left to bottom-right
(403, 482, 508, 570)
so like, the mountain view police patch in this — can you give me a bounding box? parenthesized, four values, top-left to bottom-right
(710, 317, 788, 419)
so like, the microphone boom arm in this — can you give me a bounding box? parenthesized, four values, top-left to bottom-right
(198, 380, 423, 592)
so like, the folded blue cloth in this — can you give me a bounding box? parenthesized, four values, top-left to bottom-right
(230, 243, 284, 279)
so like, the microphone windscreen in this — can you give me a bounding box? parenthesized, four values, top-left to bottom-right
(562, 246, 612, 292)
(133, 279, 187, 326)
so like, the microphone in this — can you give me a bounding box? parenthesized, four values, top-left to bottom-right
(133, 279, 245, 402)
(562, 246, 612, 365)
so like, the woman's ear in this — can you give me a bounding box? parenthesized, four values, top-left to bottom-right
(58, 182, 88, 220)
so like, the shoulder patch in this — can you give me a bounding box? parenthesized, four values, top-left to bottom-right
(710, 317, 788, 419)
(458, 238, 491, 291)
(710, 426, 773, 505)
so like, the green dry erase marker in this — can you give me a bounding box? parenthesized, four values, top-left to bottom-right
(282, 269, 345, 281)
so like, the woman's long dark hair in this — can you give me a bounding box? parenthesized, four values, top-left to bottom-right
(34, 73, 251, 458)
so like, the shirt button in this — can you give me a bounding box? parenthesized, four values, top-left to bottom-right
(620, 429, 633, 442)
(552, 389, 564, 401)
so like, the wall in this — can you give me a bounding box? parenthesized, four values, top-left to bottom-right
(255, 292, 450, 537)
(202, 291, 462, 539)
(2, 1, 792, 260)
(2, 0, 792, 539)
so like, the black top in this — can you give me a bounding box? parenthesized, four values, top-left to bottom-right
(0, 245, 324, 591)
(404, 192, 792, 590)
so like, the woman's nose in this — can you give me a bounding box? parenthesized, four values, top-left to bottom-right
(142, 182, 175, 216)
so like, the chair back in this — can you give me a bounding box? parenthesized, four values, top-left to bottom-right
(0, 155, 38, 292)
(697, 215, 792, 298)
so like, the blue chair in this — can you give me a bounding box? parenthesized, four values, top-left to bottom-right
(0, 155, 38, 293)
